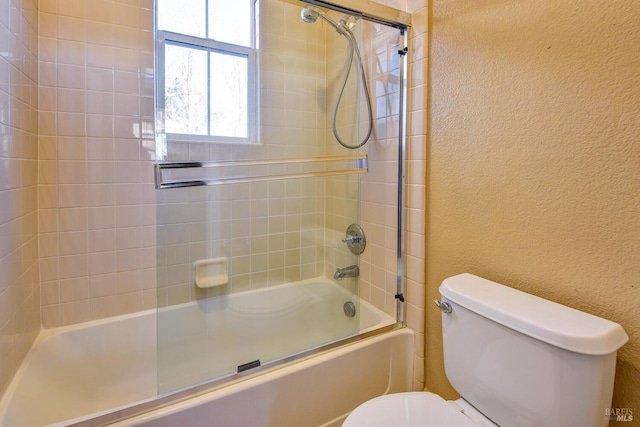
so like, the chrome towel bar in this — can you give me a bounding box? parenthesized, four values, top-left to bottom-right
(155, 155, 368, 189)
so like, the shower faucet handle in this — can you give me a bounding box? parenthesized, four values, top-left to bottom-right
(342, 224, 366, 255)
(342, 235, 361, 244)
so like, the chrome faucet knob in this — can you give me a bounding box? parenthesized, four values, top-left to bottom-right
(342, 224, 366, 255)
(342, 235, 360, 244)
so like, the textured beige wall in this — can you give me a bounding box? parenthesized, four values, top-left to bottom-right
(428, 0, 640, 415)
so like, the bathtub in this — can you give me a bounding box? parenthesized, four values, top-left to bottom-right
(0, 279, 409, 427)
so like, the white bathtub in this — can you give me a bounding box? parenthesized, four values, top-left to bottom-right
(0, 279, 408, 427)
(112, 328, 414, 427)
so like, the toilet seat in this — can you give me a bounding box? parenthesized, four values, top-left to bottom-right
(342, 392, 480, 427)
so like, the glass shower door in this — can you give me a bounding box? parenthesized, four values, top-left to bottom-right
(153, 0, 381, 395)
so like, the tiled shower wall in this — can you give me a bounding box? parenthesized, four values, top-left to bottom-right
(36, 0, 361, 321)
(357, 22, 402, 317)
(0, 0, 41, 397)
(156, 0, 334, 305)
(322, 15, 367, 298)
(157, 3, 404, 314)
(37, 0, 156, 327)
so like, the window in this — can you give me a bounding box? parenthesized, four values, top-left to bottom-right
(157, 0, 258, 143)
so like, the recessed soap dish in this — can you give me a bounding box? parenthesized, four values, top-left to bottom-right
(194, 257, 229, 288)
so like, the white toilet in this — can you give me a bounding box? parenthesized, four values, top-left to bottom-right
(344, 273, 629, 427)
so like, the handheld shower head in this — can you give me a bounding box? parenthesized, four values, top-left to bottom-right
(300, 6, 320, 24)
(299, 6, 373, 149)
(300, 6, 346, 35)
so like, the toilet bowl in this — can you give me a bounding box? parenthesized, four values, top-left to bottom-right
(343, 392, 499, 427)
(343, 274, 628, 427)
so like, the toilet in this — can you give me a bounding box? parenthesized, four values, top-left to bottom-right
(344, 273, 629, 427)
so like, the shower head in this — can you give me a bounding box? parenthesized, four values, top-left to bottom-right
(300, 6, 320, 24)
(300, 6, 347, 35)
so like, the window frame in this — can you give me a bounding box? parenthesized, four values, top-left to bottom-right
(156, 0, 259, 145)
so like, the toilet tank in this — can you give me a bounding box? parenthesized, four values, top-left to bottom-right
(439, 274, 628, 427)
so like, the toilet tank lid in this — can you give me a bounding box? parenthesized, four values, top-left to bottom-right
(439, 274, 629, 355)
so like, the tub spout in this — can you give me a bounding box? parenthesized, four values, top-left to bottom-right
(334, 265, 359, 281)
